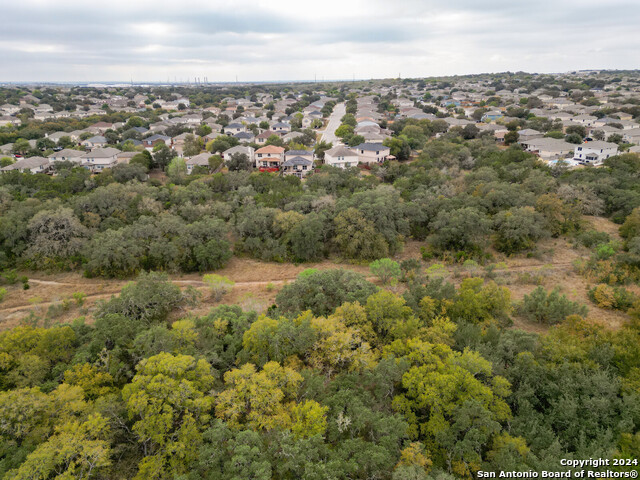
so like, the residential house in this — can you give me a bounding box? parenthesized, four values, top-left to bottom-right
(142, 134, 171, 150)
(324, 145, 360, 169)
(234, 131, 255, 143)
(82, 135, 108, 149)
(256, 130, 275, 145)
(284, 149, 314, 162)
(520, 137, 575, 161)
(186, 152, 211, 174)
(573, 141, 619, 166)
(517, 129, 544, 143)
(116, 151, 137, 164)
(280, 132, 304, 143)
(0, 116, 20, 127)
(46, 131, 73, 144)
(622, 128, 640, 144)
(572, 114, 598, 127)
(88, 121, 113, 134)
(80, 147, 120, 172)
(221, 145, 255, 163)
(255, 145, 285, 171)
(482, 110, 504, 122)
(1, 156, 51, 174)
(281, 156, 313, 178)
(48, 149, 84, 164)
(353, 143, 390, 164)
(224, 123, 245, 134)
(271, 122, 291, 133)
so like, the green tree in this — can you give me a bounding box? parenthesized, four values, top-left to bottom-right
(518, 287, 588, 325)
(227, 152, 252, 171)
(492, 206, 547, 254)
(334, 207, 389, 260)
(431, 207, 490, 253)
(504, 131, 519, 145)
(276, 269, 377, 316)
(152, 144, 173, 170)
(166, 157, 187, 183)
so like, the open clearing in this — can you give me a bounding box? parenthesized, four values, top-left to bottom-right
(0, 216, 631, 334)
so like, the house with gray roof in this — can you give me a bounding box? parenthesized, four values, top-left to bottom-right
(80, 147, 120, 172)
(1, 156, 51, 174)
(48, 149, 85, 164)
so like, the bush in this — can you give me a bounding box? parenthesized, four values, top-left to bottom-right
(72, 292, 87, 306)
(576, 230, 610, 248)
(595, 242, 617, 260)
(369, 258, 401, 285)
(588, 284, 636, 311)
(0, 287, 6, 302)
(96, 272, 197, 324)
(400, 259, 422, 283)
(203, 274, 235, 301)
(276, 269, 378, 316)
(518, 286, 588, 324)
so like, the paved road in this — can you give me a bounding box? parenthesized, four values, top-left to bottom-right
(320, 102, 345, 145)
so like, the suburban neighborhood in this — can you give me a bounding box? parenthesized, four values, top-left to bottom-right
(2, 70, 639, 179)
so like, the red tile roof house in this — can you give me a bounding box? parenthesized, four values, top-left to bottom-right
(255, 145, 285, 172)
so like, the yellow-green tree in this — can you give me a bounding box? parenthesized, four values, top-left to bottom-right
(122, 353, 215, 480)
(215, 361, 302, 431)
(388, 339, 511, 477)
(5, 414, 111, 480)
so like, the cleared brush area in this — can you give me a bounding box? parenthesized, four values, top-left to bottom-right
(0, 230, 633, 333)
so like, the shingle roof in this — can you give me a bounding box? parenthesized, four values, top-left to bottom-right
(2, 156, 49, 171)
(354, 143, 390, 152)
(283, 156, 313, 167)
(325, 146, 357, 157)
(286, 149, 313, 156)
(48, 149, 84, 159)
(255, 145, 285, 154)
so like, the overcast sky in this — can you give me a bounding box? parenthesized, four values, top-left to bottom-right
(1, 0, 639, 83)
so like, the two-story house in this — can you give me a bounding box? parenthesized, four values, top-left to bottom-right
(353, 143, 390, 164)
(324, 145, 360, 169)
(255, 145, 285, 172)
(573, 141, 619, 166)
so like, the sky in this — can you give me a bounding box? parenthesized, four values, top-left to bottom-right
(1, 0, 639, 83)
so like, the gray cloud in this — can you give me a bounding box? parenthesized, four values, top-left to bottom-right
(0, 0, 639, 82)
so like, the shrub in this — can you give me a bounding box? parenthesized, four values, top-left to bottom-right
(588, 284, 636, 311)
(576, 230, 610, 248)
(518, 286, 588, 324)
(595, 242, 617, 260)
(203, 274, 235, 301)
(0, 287, 6, 302)
(72, 292, 87, 306)
(369, 258, 401, 285)
(96, 272, 197, 324)
(400, 259, 422, 283)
